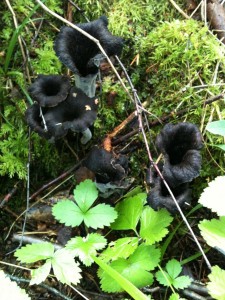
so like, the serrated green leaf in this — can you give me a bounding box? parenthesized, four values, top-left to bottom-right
(66, 233, 107, 266)
(129, 244, 160, 271)
(155, 269, 172, 287)
(206, 120, 225, 136)
(140, 207, 173, 245)
(207, 266, 225, 300)
(84, 203, 118, 229)
(166, 259, 182, 279)
(199, 217, 225, 254)
(74, 179, 98, 212)
(15, 242, 54, 263)
(198, 176, 225, 216)
(98, 244, 158, 292)
(156, 259, 191, 290)
(52, 249, 82, 285)
(52, 200, 83, 227)
(99, 259, 154, 292)
(101, 237, 139, 262)
(111, 193, 146, 230)
(30, 260, 51, 285)
(169, 293, 182, 300)
(0, 270, 31, 300)
(172, 276, 191, 289)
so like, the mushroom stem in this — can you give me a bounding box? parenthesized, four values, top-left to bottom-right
(80, 128, 92, 144)
(74, 74, 98, 97)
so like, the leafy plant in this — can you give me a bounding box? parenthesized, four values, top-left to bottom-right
(156, 259, 191, 290)
(98, 244, 160, 292)
(52, 179, 118, 229)
(207, 266, 225, 300)
(0, 270, 31, 300)
(15, 242, 82, 285)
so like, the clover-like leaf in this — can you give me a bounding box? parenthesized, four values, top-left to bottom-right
(52, 200, 84, 227)
(0, 270, 31, 300)
(101, 237, 139, 262)
(207, 265, 225, 300)
(15, 242, 54, 263)
(98, 244, 160, 292)
(30, 260, 52, 285)
(52, 249, 82, 285)
(198, 176, 225, 216)
(74, 179, 98, 212)
(140, 207, 173, 245)
(156, 259, 191, 290)
(111, 193, 146, 231)
(199, 217, 225, 254)
(66, 233, 107, 266)
(84, 203, 118, 229)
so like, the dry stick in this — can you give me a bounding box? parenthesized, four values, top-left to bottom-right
(112, 93, 225, 146)
(169, 0, 190, 19)
(29, 161, 81, 201)
(35, 0, 212, 270)
(0, 183, 19, 208)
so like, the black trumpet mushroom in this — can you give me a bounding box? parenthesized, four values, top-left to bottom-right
(54, 16, 124, 97)
(83, 146, 128, 184)
(28, 75, 71, 107)
(147, 177, 192, 214)
(156, 122, 203, 188)
(26, 87, 99, 143)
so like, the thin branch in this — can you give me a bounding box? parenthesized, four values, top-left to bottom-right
(169, 0, 191, 19)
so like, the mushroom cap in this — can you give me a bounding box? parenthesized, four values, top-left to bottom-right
(147, 177, 192, 214)
(28, 75, 71, 107)
(156, 122, 203, 187)
(25, 87, 98, 141)
(83, 146, 128, 183)
(54, 16, 124, 76)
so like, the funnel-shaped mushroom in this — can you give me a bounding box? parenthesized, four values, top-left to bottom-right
(156, 122, 203, 188)
(54, 16, 124, 96)
(147, 177, 192, 214)
(26, 87, 99, 143)
(28, 75, 71, 107)
(83, 146, 128, 183)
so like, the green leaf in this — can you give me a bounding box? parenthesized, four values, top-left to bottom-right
(166, 259, 182, 279)
(215, 144, 225, 151)
(93, 255, 149, 300)
(206, 120, 225, 136)
(84, 203, 118, 229)
(199, 217, 225, 254)
(74, 179, 98, 212)
(0, 270, 31, 299)
(207, 266, 225, 300)
(52, 200, 83, 227)
(140, 207, 173, 244)
(101, 237, 139, 262)
(98, 244, 160, 292)
(198, 176, 225, 216)
(66, 233, 107, 266)
(30, 260, 51, 285)
(156, 259, 191, 290)
(111, 193, 146, 230)
(15, 242, 54, 263)
(51, 249, 82, 285)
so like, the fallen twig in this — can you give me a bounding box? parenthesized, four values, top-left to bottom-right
(0, 183, 19, 208)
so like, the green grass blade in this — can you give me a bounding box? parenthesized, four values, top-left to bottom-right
(4, 4, 42, 72)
